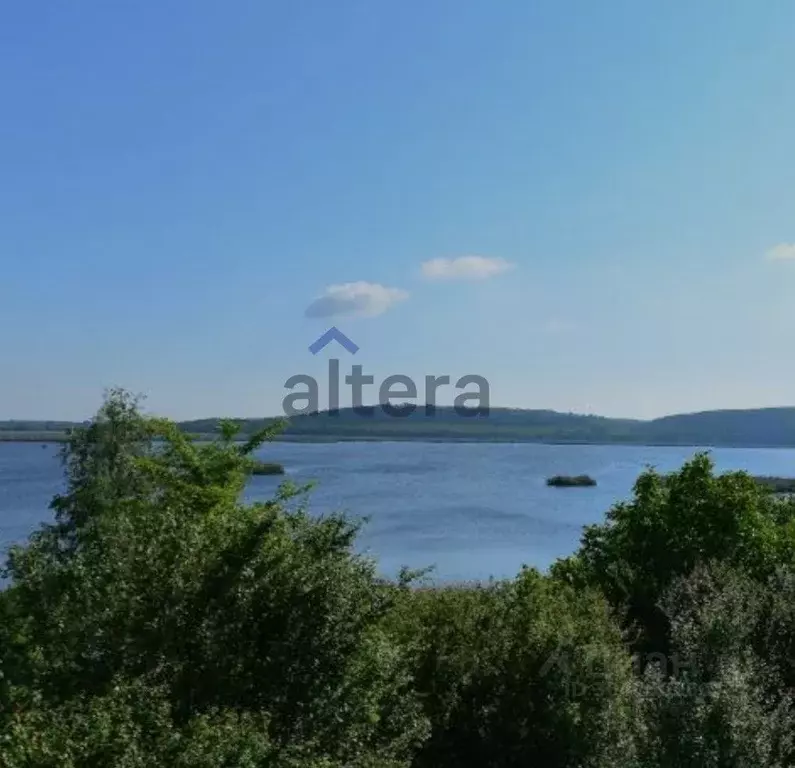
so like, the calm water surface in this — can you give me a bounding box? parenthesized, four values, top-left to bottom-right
(2, 441, 795, 582)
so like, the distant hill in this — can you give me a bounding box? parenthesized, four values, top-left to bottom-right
(273, 406, 795, 446)
(6, 406, 795, 447)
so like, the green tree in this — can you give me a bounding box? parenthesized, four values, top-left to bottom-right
(629, 563, 795, 767)
(393, 569, 638, 768)
(553, 453, 795, 655)
(0, 390, 427, 766)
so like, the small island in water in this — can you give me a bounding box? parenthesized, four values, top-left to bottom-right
(250, 461, 285, 476)
(546, 474, 597, 488)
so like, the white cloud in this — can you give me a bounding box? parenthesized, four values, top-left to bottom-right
(765, 243, 795, 261)
(420, 255, 514, 281)
(304, 281, 408, 319)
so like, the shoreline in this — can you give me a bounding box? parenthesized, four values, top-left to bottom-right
(4, 432, 795, 450)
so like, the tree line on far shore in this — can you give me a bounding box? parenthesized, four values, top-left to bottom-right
(6, 403, 795, 446)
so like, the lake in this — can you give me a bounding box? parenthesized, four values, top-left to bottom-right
(2, 441, 795, 582)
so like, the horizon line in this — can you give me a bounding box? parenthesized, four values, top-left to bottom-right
(4, 403, 795, 425)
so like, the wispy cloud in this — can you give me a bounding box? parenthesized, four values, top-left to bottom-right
(765, 243, 795, 261)
(304, 281, 408, 319)
(420, 255, 514, 281)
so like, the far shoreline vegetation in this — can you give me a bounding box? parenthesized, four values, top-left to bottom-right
(5, 403, 795, 447)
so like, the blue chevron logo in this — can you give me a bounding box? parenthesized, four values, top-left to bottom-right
(308, 326, 359, 355)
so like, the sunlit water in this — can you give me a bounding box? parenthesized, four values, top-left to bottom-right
(2, 441, 794, 582)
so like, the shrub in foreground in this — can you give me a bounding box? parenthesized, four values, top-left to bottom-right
(392, 570, 637, 767)
(629, 563, 795, 767)
(0, 390, 426, 766)
(553, 454, 795, 655)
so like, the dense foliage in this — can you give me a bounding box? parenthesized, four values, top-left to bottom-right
(3, 390, 795, 765)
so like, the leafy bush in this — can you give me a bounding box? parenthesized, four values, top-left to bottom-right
(392, 570, 637, 767)
(0, 390, 427, 766)
(553, 453, 795, 654)
(628, 563, 795, 767)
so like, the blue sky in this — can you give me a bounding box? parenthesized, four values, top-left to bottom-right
(2, 0, 795, 420)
